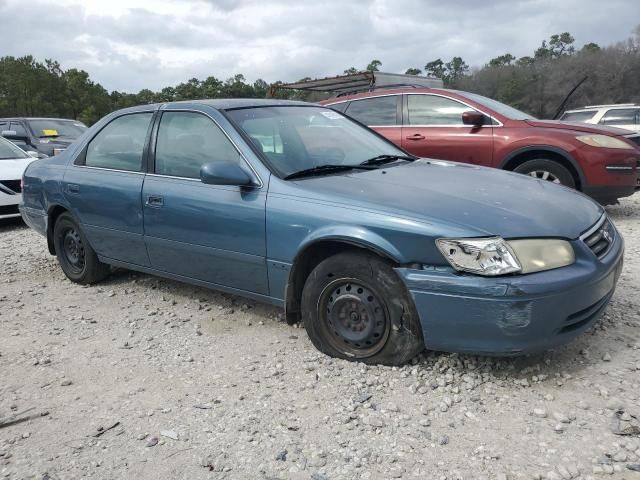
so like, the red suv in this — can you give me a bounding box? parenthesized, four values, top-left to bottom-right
(321, 88, 640, 204)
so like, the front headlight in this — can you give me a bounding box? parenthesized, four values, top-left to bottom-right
(436, 237, 521, 276)
(576, 135, 634, 150)
(508, 239, 575, 274)
(436, 237, 575, 276)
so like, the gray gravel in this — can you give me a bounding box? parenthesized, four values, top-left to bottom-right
(1, 195, 640, 480)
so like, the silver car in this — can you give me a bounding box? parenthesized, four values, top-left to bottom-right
(560, 104, 640, 133)
(0, 136, 36, 220)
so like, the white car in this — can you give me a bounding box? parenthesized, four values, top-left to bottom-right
(560, 104, 640, 133)
(0, 136, 36, 220)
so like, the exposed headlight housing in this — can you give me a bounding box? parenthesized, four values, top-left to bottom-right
(436, 237, 521, 276)
(576, 134, 634, 150)
(436, 237, 575, 276)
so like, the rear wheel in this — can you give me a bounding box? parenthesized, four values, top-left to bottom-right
(301, 251, 424, 365)
(513, 159, 576, 188)
(53, 212, 110, 284)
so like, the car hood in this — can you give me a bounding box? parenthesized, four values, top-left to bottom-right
(0, 157, 36, 180)
(525, 119, 631, 136)
(292, 160, 603, 239)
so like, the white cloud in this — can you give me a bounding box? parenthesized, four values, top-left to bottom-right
(0, 0, 638, 92)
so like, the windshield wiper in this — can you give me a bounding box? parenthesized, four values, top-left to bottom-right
(359, 154, 416, 167)
(284, 164, 376, 180)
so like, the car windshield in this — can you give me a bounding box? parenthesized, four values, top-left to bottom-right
(452, 91, 536, 120)
(0, 137, 29, 160)
(226, 106, 407, 178)
(27, 119, 88, 138)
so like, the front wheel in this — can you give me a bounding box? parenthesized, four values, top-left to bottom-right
(301, 251, 424, 365)
(513, 159, 576, 188)
(53, 212, 110, 284)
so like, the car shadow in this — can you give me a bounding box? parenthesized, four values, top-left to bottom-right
(0, 217, 26, 231)
(99, 267, 281, 320)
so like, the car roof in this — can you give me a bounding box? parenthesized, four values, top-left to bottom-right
(564, 104, 638, 113)
(148, 98, 313, 111)
(0, 117, 83, 121)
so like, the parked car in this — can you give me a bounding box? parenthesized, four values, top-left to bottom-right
(0, 136, 36, 220)
(0, 117, 88, 157)
(20, 100, 623, 364)
(320, 89, 640, 204)
(560, 104, 640, 133)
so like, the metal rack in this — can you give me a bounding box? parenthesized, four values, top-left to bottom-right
(270, 71, 443, 98)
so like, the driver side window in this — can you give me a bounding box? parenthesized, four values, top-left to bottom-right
(155, 111, 242, 179)
(407, 95, 475, 126)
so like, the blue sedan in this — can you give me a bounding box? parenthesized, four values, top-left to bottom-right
(19, 99, 624, 364)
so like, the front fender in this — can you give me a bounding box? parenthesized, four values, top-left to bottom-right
(297, 224, 405, 263)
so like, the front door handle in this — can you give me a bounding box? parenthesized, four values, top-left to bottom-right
(66, 184, 80, 194)
(405, 134, 426, 140)
(145, 195, 164, 207)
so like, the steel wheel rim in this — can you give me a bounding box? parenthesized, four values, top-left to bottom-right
(318, 278, 390, 358)
(62, 227, 85, 274)
(528, 170, 561, 184)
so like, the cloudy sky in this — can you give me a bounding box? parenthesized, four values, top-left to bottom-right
(0, 0, 638, 92)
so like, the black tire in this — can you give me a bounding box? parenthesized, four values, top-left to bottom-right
(301, 251, 424, 366)
(53, 212, 110, 284)
(513, 159, 576, 188)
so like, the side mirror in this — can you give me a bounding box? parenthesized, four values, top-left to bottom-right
(462, 111, 486, 127)
(200, 161, 255, 186)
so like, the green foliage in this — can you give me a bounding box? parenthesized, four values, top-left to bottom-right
(404, 68, 422, 75)
(424, 57, 469, 87)
(366, 60, 382, 72)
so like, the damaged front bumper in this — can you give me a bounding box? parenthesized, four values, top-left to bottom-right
(395, 231, 624, 356)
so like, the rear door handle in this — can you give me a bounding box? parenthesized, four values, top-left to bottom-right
(145, 195, 164, 207)
(405, 134, 426, 140)
(66, 184, 80, 194)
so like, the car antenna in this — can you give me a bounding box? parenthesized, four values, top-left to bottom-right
(552, 75, 588, 120)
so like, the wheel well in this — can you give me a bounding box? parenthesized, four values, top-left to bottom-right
(46, 206, 68, 255)
(284, 240, 396, 325)
(503, 150, 582, 190)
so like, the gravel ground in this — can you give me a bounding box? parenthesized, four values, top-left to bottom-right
(1, 196, 640, 480)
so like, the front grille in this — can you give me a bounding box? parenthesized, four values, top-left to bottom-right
(582, 217, 614, 259)
(0, 180, 21, 194)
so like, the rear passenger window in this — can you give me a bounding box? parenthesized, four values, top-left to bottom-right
(85, 113, 152, 171)
(155, 111, 242, 179)
(599, 109, 637, 125)
(407, 95, 474, 125)
(345, 96, 398, 126)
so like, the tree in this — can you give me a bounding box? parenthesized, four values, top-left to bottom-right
(445, 57, 469, 84)
(581, 42, 601, 54)
(343, 67, 359, 74)
(424, 58, 446, 79)
(425, 57, 469, 86)
(488, 53, 516, 67)
(404, 68, 422, 75)
(366, 59, 382, 72)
